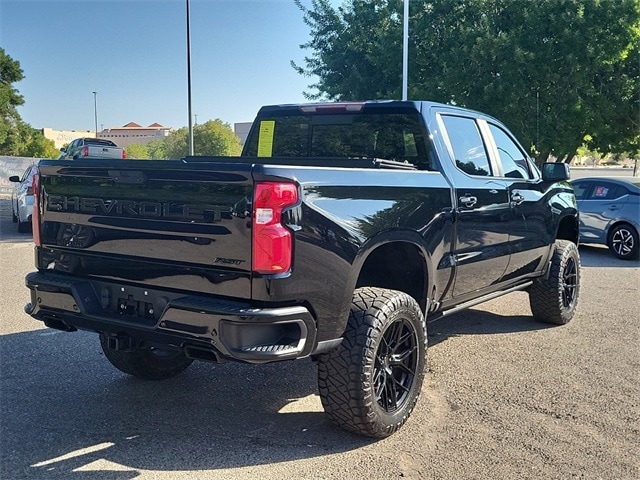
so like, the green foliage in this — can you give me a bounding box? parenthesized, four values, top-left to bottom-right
(0, 48, 26, 155)
(0, 48, 59, 158)
(194, 119, 242, 156)
(164, 127, 189, 159)
(21, 128, 59, 158)
(145, 120, 241, 159)
(294, 0, 640, 163)
(146, 138, 167, 159)
(125, 143, 150, 159)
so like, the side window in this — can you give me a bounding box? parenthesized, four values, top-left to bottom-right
(441, 115, 491, 176)
(489, 124, 533, 179)
(588, 183, 625, 200)
(572, 181, 591, 200)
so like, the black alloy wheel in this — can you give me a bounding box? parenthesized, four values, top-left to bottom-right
(374, 317, 420, 413)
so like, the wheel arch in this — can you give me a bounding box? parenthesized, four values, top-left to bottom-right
(350, 231, 431, 315)
(556, 213, 579, 245)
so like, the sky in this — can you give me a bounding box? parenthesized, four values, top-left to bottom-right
(0, 0, 336, 132)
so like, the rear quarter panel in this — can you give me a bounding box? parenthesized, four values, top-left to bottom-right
(251, 164, 453, 341)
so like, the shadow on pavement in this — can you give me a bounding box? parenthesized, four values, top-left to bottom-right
(0, 329, 371, 479)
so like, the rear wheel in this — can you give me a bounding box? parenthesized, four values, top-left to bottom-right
(608, 224, 639, 260)
(317, 287, 426, 438)
(99, 333, 193, 380)
(528, 240, 580, 325)
(17, 215, 31, 233)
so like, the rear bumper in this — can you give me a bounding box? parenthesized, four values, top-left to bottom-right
(25, 271, 321, 364)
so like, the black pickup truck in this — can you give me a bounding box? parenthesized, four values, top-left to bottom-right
(24, 101, 580, 437)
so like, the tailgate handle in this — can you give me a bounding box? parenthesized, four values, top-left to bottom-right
(108, 170, 147, 185)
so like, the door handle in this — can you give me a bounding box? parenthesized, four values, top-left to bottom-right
(608, 205, 619, 211)
(459, 195, 477, 208)
(511, 192, 525, 205)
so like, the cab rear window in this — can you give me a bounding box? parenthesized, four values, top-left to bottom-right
(243, 113, 432, 170)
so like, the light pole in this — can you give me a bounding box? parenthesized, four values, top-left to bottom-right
(186, 0, 194, 156)
(402, 0, 409, 101)
(92, 91, 98, 137)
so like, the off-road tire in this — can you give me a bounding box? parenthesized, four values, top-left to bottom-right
(608, 224, 639, 260)
(99, 333, 193, 380)
(528, 240, 580, 325)
(317, 287, 426, 438)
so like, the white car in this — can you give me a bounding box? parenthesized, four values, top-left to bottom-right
(9, 164, 37, 233)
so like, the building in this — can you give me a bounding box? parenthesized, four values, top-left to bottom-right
(42, 128, 95, 150)
(43, 123, 173, 149)
(97, 122, 172, 147)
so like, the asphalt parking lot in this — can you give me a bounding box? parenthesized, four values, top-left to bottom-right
(0, 196, 638, 480)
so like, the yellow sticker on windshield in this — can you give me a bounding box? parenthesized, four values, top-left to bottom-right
(257, 120, 275, 157)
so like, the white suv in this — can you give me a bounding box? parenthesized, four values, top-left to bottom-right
(9, 164, 37, 233)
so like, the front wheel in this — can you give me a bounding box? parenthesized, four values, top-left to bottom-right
(608, 224, 639, 260)
(317, 287, 426, 438)
(99, 333, 193, 380)
(528, 240, 580, 325)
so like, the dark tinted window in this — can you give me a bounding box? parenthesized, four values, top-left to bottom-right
(588, 182, 628, 200)
(572, 181, 591, 200)
(489, 124, 533, 179)
(85, 138, 117, 147)
(441, 115, 491, 176)
(244, 113, 432, 169)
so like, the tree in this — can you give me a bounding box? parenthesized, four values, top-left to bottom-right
(146, 138, 167, 159)
(21, 127, 59, 158)
(163, 127, 189, 159)
(125, 143, 150, 159)
(146, 120, 242, 159)
(0, 48, 26, 155)
(194, 119, 242, 156)
(1, 49, 62, 158)
(294, 0, 640, 163)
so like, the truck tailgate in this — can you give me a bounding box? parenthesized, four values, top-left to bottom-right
(88, 146, 123, 159)
(36, 159, 254, 299)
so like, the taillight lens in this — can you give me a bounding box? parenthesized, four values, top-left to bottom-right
(122, 149, 127, 159)
(32, 173, 41, 246)
(82, 146, 89, 157)
(252, 182, 298, 274)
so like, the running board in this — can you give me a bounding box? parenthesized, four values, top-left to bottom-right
(429, 281, 534, 321)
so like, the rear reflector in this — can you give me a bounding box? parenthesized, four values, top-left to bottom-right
(32, 173, 41, 246)
(252, 182, 298, 274)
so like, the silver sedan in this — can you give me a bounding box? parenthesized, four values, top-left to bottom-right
(571, 176, 640, 260)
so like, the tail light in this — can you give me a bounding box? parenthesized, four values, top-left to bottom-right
(32, 173, 41, 246)
(82, 146, 89, 157)
(252, 182, 298, 274)
(122, 149, 127, 159)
